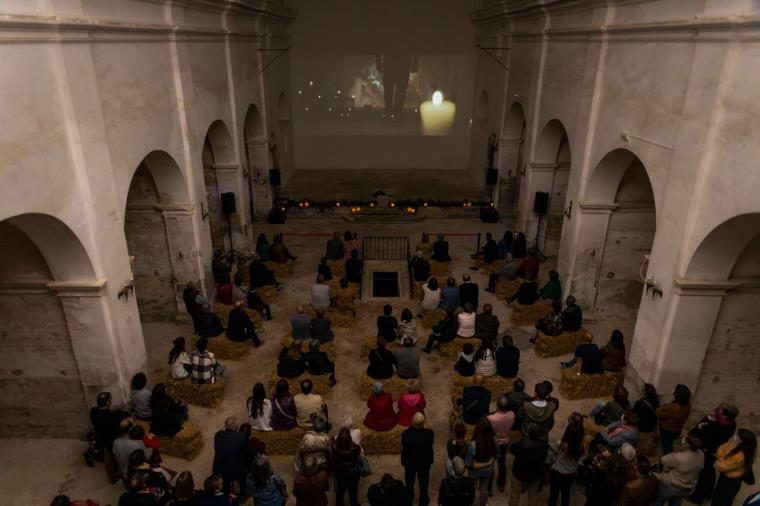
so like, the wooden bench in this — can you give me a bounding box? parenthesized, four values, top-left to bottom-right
(134, 419, 204, 461)
(559, 367, 624, 400)
(165, 375, 225, 408)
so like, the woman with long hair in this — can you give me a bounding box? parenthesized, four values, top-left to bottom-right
(149, 382, 188, 437)
(656, 383, 692, 455)
(398, 308, 418, 344)
(168, 336, 192, 380)
(420, 276, 441, 312)
(712, 428, 757, 506)
(247, 382, 272, 432)
(173, 470, 201, 506)
(548, 413, 585, 506)
(277, 341, 306, 379)
(332, 427, 363, 506)
(465, 418, 498, 506)
(247, 454, 288, 506)
(270, 379, 298, 431)
(498, 230, 513, 259)
(256, 233, 271, 262)
(474, 338, 497, 377)
(601, 329, 626, 372)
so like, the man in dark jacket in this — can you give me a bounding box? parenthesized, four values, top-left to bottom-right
(688, 402, 739, 503)
(460, 374, 492, 425)
(86, 392, 129, 473)
(196, 305, 224, 338)
(401, 413, 435, 506)
(249, 256, 281, 289)
(367, 473, 413, 506)
(226, 301, 261, 346)
(212, 417, 249, 494)
(474, 304, 499, 342)
(562, 295, 583, 331)
(325, 232, 344, 261)
(367, 337, 397, 379)
(495, 334, 520, 378)
(509, 425, 549, 504)
(506, 379, 533, 431)
(458, 274, 479, 310)
(437, 456, 475, 506)
(518, 381, 556, 438)
(304, 339, 336, 386)
(422, 307, 458, 354)
(410, 251, 431, 282)
(506, 273, 539, 305)
(431, 234, 451, 262)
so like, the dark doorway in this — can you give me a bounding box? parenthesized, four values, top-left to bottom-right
(373, 271, 399, 297)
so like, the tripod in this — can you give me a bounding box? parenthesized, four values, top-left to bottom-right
(223, 212, 245, 265)
(533, 210, 548, 261)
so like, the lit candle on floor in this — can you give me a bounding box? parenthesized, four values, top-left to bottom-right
(420, 91, 456, 135)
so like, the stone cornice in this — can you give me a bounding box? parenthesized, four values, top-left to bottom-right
(578, 201, 618, 213)
(212, 163, 240, 173)
(47, 279, 108, 297)
(530, 162, 559, 171)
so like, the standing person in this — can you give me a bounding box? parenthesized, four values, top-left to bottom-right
(368, 473, 413, 506)
(377, 304, 399, 342)
(173, 471, 202, 506)
(457, 303, 476, 339)
(401, 412, 435, 506)
(505, 379, 532, 431)
(509, 425, 549, 506)
(461, 374, 492, 425)
(410, 251, 431, 282)
(547, 413, 585, 506)
(87, 391, 129, 474)
(332, 427, 363, 506)
(183, 281, 203, 329)
(711, 429, 757, 506)
(459, 273, 479, 309)
(247, 455, 288, 506)
(432, 234, 451, 262)
(200, 474, 239, 506)
(326, 232, 344, 261)
(247, 383, 272, 432)
(653, 435, 705, 505)
(621, 456, 661, 506)
(688, 403, 739, 504)
(495, 334, 520, 379)
(212, 417, 248, 495)
(656, 384, 692, 456)
(345, 249, 364, 284)
(633, 383, 660, 438)
(397, 379, 426, 427)
(487, 396, 515, 494)
(343, 230, 360, 259)
(293, 454, 330, 506)
(474, 304, 500, 343)
(519, 381, 556, 438)
(438, 456, 476, 506)
(398, 308, 418, 344)
(270, 379, 298, 431)
(466, 419, 499, 506)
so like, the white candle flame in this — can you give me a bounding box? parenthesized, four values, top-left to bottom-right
(432, 91, 443, 105)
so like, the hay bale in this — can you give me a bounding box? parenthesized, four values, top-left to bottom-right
(265, 261, 293, 279)
(481, 259, 506, 274)
(256, 427, 306, 455)
(559, 368, 624, 400)
(259, 285, 278, 304)
(510, 302, 551, 327)
(429, 260, 451, 278)
(436, 339, 467, 361)
(134, 420, 204, 461)
(420, 308, 446, 329)
(360, 423, 404, 455)
(280, 338, 337, 361)
(269, 371, 333, 398)
(361, 335, 400, 358)
(328, 260, 346, 278)
(165, 375, 225, 408)
(326, 278, 341, 296)
(331, 310, 357, 328)
(495, 278, 523, 299)
(360, 372, 422, 399)
(453, 374, 515, 394)
(534, 329, 587, 358)
(206, 336, 250, 361)
(213, 303, 263, 327)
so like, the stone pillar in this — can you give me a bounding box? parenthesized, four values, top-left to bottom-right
(497, 137, 524, 214)
(48, 280, 133, 406)
(246, 140, 273, 219)
(566, 202, 617, 312)
(157, 203, 205, 319)
(212, 164, 247, 250)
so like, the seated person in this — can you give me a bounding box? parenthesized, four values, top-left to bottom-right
(598, 411, 639, 449)
(474, 303, 499, 342)
(397, 379, 426, 427)
(432, 234, 451, 262)
(561, 295, 583, 332)
(277, 341, 306, 379)
(506, 272, 539, 305)
(294, 379, 326, 429)
(270, 233, 297, 263)
(419, 277, 441, 314)
(471, 232, 498, 266)
(249, 254, 282, 289)
(290, 306, 312, 340)
(497, 231, 513, 259)
(454, 342, 476, 377)
(539, 270, 562, 302)
(345, 249, 364, 284)
(410, 251, 431, 282)
(212, 249, 231, 284)
(256, 233, 272, 262)
(398, 308, 418, 344)
(149, 382, 188, 437)
(562, 331, 602, 374)
(325, 232, 344, 261)
(168, 336, 192, 380)
(226, 300, 262, 347)
(335, 277, 357, 316)
(343, 230, 360, 259)
(196, 304, 224, 338)
(460, 374, 492, 425)
(517, 252, 540, 280)
(191, 337, 223, 385)
(535, 300, 564, 337)
(310, 308, 334, 342)
(459, 274, 479, 310)
(485, 261, 521, 293)
(364, 381, 398, 432)
(216, 278, 234, 305)
(394, 337, 420, 379)
(377, 304, 399, 342)
(367, 337, 397, 380)
(601, 329, 626, 372)
(589, 386, 631, 426)
(457, 303, 476, 339)
(296, 414, 331, 471)
(495, 334, 520, 378)
(247, 382, 272, 432)
(416, 233, 432, 260)
(440, 277, 460, 309)
(317, 257, 332, 282)
(270, 379, 298, 431)
(511, 232, 528, 259)
(243, 281, 272, 321)
(310, 276, 331, 310)
(421, 306, 458, 354)
(474, 338, 497, 377)
(304, 340, 336, 386)
(129, 375, 151, 423)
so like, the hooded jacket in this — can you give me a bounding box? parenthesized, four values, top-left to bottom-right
(519, 400, 556, 437)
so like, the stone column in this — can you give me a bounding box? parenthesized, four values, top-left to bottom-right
(48, 280, 133, 406)
(497, 137, 524, 214)
(212, 164, 247, 250)
(246, 139, 273, 219)
(566, 202, 617, 312)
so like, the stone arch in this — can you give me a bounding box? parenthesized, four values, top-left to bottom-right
(585, 148, 657, 215)
(203, 120, 236, 166)
(202, 121, 237, 253)
(534, 119, 568, 164)
(243, 104, 270, 220)
(503, 102, 526, 140)
(685, 213, 760, 281)
(498, 102, 527, 216)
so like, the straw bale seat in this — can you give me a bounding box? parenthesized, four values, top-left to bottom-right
(435, 338, 468, 361)
(269, 371, 333, 397)
(281, 337, 337, 361)
(495, 278, 523, 299)
(420, 308, 446, 329)
(255, 427, 306, 455)
(453, 374, 516, 394)
(559, 368, 624, 400)
(534, 330, 587, 358)
(212, 303, 263, 327)
(327, 260, 346, 278)
(510, 302, 551, 326)
(165, 375, 225, 408)
(206, 336, 250, 361)
(134, 419, 204, 461)
(360, 372, 422, 399)
(257, 285, 279, 304)
(481, 259, 506, 274)
(360, 423, 405, 455)
(265, 261, 293, 279)
(361, 335, 400, 358)
(429, 260, 451, 277)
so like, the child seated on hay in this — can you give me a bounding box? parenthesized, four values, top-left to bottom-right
(454, 342, 476, 377)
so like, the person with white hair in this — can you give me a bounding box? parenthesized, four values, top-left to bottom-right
(401, 412, 435, 506)
(364, 381, 398, 432)
(247, 454, 288, 505)
(212, 416, 249, 494)
(310, 275, 331, 310)
(437, 456, 475, 505)
(296, 414, 331, 472)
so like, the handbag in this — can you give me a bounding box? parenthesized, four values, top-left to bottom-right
(359, 454, 373, 477)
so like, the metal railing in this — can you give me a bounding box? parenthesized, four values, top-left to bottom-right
(362, 236, 410, 261)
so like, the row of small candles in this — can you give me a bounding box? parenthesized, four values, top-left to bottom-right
(296, 200, 489, 211)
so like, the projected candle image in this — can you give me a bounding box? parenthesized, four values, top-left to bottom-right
(420, 90, 456, 135)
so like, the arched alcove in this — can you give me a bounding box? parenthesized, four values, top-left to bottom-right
(243, 104, 269, 220)
(202, 120, 236, 252)
(499, 102, 527, 216)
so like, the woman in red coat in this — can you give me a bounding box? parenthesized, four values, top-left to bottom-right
(364, 382, 398, 431)
(397, 379, 426, 427)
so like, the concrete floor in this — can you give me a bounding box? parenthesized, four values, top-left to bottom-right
(0, 217, 740, 505)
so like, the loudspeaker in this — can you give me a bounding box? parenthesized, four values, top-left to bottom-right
(486, 168, 498, 186)
(480, 207, 499, 223)
(269, 169, 281, 186)
(533, 191, 549, 215)
(267, 207, 287, 224)
(221, 192, 236, 214)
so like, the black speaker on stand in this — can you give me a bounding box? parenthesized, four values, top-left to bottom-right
(220, 192, 243, 263)
(268, 207, 287, 224)
(532, 191, 549, 260)
(480, 206, 499, 223)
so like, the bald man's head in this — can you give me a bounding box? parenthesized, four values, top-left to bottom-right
(473, 373, 484, 386)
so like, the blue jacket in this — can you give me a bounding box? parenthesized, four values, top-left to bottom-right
(440, 286, 460, 309)
(599, 421, 639, 448)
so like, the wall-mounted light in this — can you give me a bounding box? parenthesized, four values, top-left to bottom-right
(118, 280, 135, 301)
(564, 200, 573, 219)
(201, 203, 209, 221)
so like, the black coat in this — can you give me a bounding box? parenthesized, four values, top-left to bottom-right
(459, 282, 479, 309)
(401, 426, 434, 468)
(438, 476, 476, 506)
(462, 386, 491, 425)
(510, 438, 549, 483)
(212, 429, 248, 483)
(367, 480, 412, 506)
(226, 308, 254, 342)
(510, 281, 538, 306)
(367, 347, 397, 379)
(196, 313, 224, 338)
(250, 261, 276, 288)
(277, 348, 306, 379)
(496, 346, 520, 378)
(432, 241, 451, 262)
